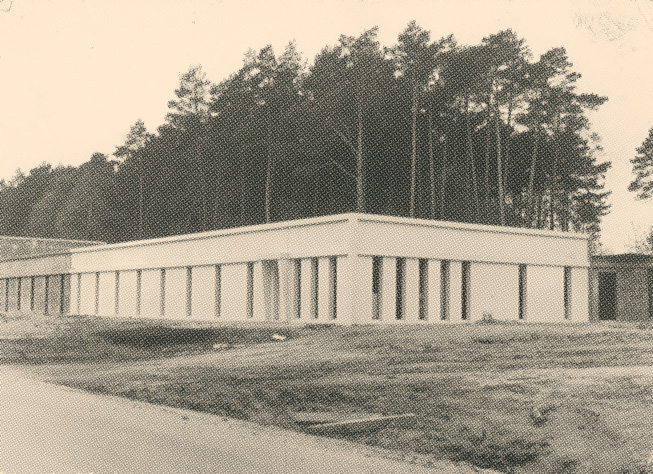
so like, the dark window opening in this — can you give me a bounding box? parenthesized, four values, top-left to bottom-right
(518, 265, 527, 320)
(395, 258, 406, 320)
(440, 260, 450, 320)
(60, 275, 66, 315)
(215, 265, 221, 318)
(311, 257, 319, 319)
(30, 276, 35, 311)
(45, 275, 51, 316)
(136, 270, 142, 316)
(372, 256, 383, 320)
(160, 269, 166, 316)
(17, 278, 21, 311)
(186, 267, 193, 317)
(598, 271, 617, 321)
(564, 267, 571, 319)
(115, 271, 120, 315)
(294, 259, 302, 318)
(418, 259, 428, 320)
(329, 257, 337, 319)
(461, 261, 471, 320)
(246, 263, 254, 318)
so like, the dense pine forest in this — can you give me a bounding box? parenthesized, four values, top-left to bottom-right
(0, 24, 610, 244)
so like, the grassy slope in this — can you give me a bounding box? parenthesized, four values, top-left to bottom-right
(3, 315, 653, 473)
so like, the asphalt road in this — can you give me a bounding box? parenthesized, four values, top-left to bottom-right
(0, 368, 479, 474)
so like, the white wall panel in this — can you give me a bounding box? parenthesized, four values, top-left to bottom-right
(526, 266, 565, 322)
(221, 264, 249, 321)
(0, 279, 7, 312)
(47, 275, 63, 315)
(163, 268, 187, 319)
(317, 257, 333, 322)
(426, 259, 441, 322)
(118, 270, 138, 317)
(448, 261, 463, 321)
(191, 265, 217, 320)
(277, 259, 294, 322)
(252, 262, 266, 321)
(469, 263, 520, 322)
(381, 257, 397, 321)
(404, 258, 420, 322)
(19, 277, 31, 314)
(98, 272, 117, 317)
(69, 274, 80, 315)
(79, 273, 96, 316)
(140, 269, 162, 318)
(300, 259, 316, 320)
(571, 267, 589, 322)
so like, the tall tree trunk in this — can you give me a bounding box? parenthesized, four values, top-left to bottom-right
(265, 123, 273, 224)
(428, 111, 436, 219)
(549, 117, 561, 231)
(440, 134, 447, 219)
(465, 97, 480, 222)
(526, 130, 539, 228)
(138, 154, 143, 239)
(484, 121, 491, 218)
(503, 100, 513, 194)
(495, 101, 506, 226)
(239, 148, 246, 226)
(409, 85, 418, 217)
(356, 98, 365, 213)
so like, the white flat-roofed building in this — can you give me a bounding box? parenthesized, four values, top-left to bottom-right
(0, 213, 590, 324)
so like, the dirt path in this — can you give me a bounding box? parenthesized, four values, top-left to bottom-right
(0, 367, 487, 474)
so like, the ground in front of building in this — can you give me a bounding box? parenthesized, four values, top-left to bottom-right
(2, 314, 653, 474)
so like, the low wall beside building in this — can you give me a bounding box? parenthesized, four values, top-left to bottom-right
(0, 213, 591, 324)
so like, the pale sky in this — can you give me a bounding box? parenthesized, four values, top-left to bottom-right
(1, 0, 652, 252)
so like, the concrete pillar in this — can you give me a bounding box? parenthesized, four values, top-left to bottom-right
(448, 261, 463, 321)
(571, 267, 589, 322)
(300, 259, 316, 320)
(381, 257, 397, 321)
(221, 264, 249, 321)
(163, 267, 187, 319)
(404, 258, 420, 322)
(140, 269, 163, 319)
(317, 257, 333, 322)
(190, 265, 217, 320)
(19, 278, 31, 314)
(426, 259, 442, 322)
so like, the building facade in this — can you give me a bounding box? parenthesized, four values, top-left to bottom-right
(0, 213, 590, 324)
(589, 254, 653, 321)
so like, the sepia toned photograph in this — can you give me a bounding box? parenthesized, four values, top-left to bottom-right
(1, 0, 653, 472)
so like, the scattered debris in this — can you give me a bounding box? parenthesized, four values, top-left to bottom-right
(271, 333, 287, 341)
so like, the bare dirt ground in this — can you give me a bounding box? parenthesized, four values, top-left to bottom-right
(2, 314, 653, 473)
